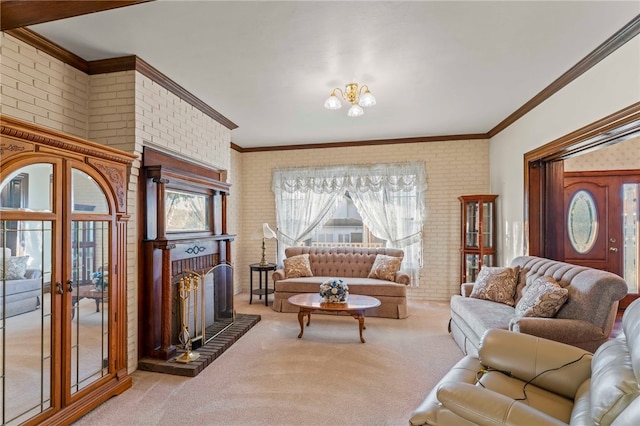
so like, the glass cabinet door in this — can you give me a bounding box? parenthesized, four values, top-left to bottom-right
(482, 201, 494, 248)
(460, 195, 498, 285)
(1, 163, 56, 425)
(0, 163, 114, 424)
(465, 201, 479, 248)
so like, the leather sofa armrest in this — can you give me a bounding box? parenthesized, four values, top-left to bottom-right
(460, 283, 474, 297)
(395, 271, 410, 285)
(273, 269, 285, 281)
(436, 382, 566, 426)
(479, 329, 592, 399)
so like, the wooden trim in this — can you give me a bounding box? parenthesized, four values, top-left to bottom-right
(1, 0, 152, 31)
(132, 57, 238, 130)
(1, 115, 137, 164)
(489, 14, 640, 138)
(233, 133, 488, 153)
(3, 30, 238, 131)
(525, 102, 640, 162)
(565, 169, 640, 178)
(524, 102, 640, 257)
(4, 28, 88, 72)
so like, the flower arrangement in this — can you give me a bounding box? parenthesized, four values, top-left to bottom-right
(319, 278, 349, 303)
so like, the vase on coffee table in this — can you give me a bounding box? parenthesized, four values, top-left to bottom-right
(319, 278, 349, 303)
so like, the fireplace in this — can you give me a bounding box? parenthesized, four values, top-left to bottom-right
(138, 148, 260, 376)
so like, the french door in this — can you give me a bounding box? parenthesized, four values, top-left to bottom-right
(563, 171, 640, 307)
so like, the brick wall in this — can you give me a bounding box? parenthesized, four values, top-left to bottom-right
(236, 139, 490, 301)
(1, 33, 89, 137)
(1, 33, 232, 372)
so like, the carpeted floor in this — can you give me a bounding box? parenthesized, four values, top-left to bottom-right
(74, 295, 463, 426)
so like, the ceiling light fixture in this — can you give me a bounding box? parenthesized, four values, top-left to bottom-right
(324, 82, 376, 117)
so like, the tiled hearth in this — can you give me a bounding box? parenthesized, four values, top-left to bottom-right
(137, 313, 261, 377)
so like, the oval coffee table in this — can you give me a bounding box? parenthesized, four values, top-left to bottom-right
(287, 293, 381, 343)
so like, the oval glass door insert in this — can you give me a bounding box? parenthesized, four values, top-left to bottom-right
(567, 190, 598, 254)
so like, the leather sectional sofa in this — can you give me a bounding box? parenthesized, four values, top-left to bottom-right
(272, 246, 410, 318)
(410, 297, 640, 426)
(450, 256, 628, 356)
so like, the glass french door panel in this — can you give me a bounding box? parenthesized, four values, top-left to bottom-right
(623, 184, 639, 294)
(70, 221, 109, 395)
(1, 221, 53, 425)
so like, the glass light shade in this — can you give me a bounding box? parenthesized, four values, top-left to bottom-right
(347, 104, 364, 117)
(359, 91, 376, 107)
(324, 95, 342, 110)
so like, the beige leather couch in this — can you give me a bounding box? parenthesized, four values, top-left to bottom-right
(450, 256, 628, 356)
(272, 246, 410, 318)
(410, 297, 640, 426)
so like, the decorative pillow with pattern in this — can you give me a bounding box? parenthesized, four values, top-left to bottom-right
(367, 254, 402, 282)
(515, 276, 569, 317)
(469, 266, 520, 306)
(0, 255, 30, 280)
(284, 254, 313, 278)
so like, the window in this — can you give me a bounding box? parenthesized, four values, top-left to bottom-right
(273, 162, 426, 285)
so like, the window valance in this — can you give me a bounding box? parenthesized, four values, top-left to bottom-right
(272, 162, 427, 195)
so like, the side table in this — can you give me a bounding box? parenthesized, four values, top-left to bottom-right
(249, 263, 277, 306)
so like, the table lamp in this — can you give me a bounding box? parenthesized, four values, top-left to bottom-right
(252, 223, 277, 266)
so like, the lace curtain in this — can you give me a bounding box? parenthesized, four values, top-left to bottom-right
(272, 162, 426, 285)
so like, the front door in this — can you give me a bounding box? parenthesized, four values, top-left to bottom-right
(563, 171, 640, 308)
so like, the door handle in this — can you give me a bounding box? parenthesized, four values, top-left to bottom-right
(55, 281, 63, 295)
(67, 280, 74, 292)
(609, 247, 618, 252)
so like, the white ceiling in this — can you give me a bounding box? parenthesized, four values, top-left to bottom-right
(28, 1, 640, 149)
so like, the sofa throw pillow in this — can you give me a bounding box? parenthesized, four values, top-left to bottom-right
(1, 255, 30, 280)
(367, 254, 402, 282)
(284, 254, 313, 278)
(469, 266, 519, 306)
(515, 276, 568, 318)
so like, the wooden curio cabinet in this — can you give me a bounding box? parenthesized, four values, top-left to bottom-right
(139, 148, 235, 363)
(459, 195, 498, 284)
(0, 117, 135, 425)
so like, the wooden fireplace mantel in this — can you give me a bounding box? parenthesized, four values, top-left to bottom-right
(139, 147, 235, 361)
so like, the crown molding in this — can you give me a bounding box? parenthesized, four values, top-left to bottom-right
(231, 133, 488, 153)
(4, 28, 238, 130)
(5, 27, 88, 72)
(489, 13, 640, 138)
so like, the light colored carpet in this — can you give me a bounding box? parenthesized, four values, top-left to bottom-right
(75, 295, 463, 426)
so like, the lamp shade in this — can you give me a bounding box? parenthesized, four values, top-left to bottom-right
(359, 91, 376, 107)
(252, 223, 277, 240)
(324, 95, 342, 110)
(347, 104, 364, 117)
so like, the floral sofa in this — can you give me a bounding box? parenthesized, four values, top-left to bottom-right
(449, 256, 628, 357)
(272, 246, 410, 318)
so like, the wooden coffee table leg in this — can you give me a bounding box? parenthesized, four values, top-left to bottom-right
(357, 313, 366, 343)
(297, 310, 305, 338)
(297, 309, 312, 338)
(348, 310, 367, 343)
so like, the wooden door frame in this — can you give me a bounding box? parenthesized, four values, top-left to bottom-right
(524, 102, 640, 258)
